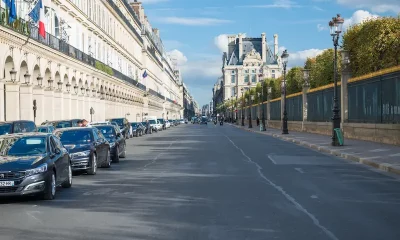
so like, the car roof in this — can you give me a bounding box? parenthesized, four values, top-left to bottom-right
(0, 132, 50, 138)
(54, 127, 93, 132)
(93, 124, 114, 128)
(0, 120, 35, 124)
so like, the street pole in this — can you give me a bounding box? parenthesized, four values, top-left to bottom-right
(248, 92, 253, 128)
(329, 14, 344, 146)
(261, 81, 266, 131)
(281, 50, 289, 135)
(241, 88, 244, 126)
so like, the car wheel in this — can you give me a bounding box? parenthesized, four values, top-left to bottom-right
(87, 153, 97, 175)
(61, 164, 72, 188)
(113, 147, 120, 163)
(43, 171, 56, 200)
(103, 150, 111, 168)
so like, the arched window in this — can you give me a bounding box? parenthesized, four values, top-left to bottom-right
(54, 15, 59, 37)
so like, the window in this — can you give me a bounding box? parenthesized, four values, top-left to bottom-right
(231, 87, 235, 97)
(272, 74, 276, 79)
(251, 69, 256, 83)
(272, 70, 275, 73)
(244, 70, 249, 83)
(231, 70, 236, 83)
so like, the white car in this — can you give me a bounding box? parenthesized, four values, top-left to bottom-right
(91, 121, 112, 126)
(165, 120, 171, 128)
(179, 119, 185, 124)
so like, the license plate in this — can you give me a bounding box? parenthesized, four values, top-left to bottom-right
(0, 181, 14, 187)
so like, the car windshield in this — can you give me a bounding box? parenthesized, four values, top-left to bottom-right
(0, 136, 47, 156)
(149, 120, 156, 124)
(37, 127, 48, 133)
(111, 119, 124, 127)
(0, 123, 12, 135)
(158, 119, 164, 124)
(55, 130, 93, 144)
(141, 122, 147, 125)
(95, 126, 116, 140)
(55, 121, 72, 128)
(131, 123, 138, 127)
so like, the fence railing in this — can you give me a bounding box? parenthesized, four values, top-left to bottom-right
(307, 88, 341, 122)
(148, 88, 165, 100)
(270, 100, 281, 120)
(0, 7, 146, 91)
(286, 95, 303, 121)
(348, 71, 400, 123)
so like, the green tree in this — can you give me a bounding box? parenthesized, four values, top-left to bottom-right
(306, 49, 341, 88)
(285, 67, 303, 94)
(342, 16, 400, 77)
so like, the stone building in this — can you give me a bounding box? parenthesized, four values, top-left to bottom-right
(0, 0, 189, 124)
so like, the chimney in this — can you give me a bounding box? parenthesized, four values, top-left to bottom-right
(274, 34, 278, 59)
(153, 28, 160, 37)
(238, 33, 243, 62)
(261, 33, 266, 63)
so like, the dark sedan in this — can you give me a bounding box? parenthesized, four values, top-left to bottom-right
(141, 122, 153, 134)
(41, 119, 81, 129)
(0, 133, 72, 200)
(0, 120, 37, 136)
(94, 125, 126, 163)
(54, 128, 111, 175)
(130, 122, 143, 137)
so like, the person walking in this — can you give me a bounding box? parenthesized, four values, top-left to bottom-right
(82, 119, 91, 127)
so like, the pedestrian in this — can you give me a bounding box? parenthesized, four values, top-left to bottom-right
(256, 117, 260, 126)
(82, 119, 91, 127)
(77, 120, 83, 127)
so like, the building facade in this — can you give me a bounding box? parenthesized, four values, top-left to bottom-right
(0, 0, 188, 124)
(212, 76, 224, 115)
(222, 33, 282, 101)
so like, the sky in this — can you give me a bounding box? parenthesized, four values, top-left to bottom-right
(138, 0, 399, 106)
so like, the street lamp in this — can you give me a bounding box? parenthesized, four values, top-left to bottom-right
(57, 81, 62, 91)
(261, 80, 266, 131)
(81, 87, 85, 95)
(302, 69, 310, 87)
(281, 49, 289, 135)
(37, 75, 43, 86)
(329, 14, 344, 146)
(249, 93, 253, 128)
(48, 77, 53, 89)
(241, 87, 245, 126)
(24, 72, 31, 84)
(9, 68, 17, 83)
(74, 84, 79, 94)
(66, 82, 71, 93)
(90, 107, 95, 122)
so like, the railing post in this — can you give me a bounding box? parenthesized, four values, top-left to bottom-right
(302, 85, 310, 131)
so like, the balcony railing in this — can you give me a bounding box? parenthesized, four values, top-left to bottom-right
(147, 46, 163, 67)
(0, 9, 146, 92)
(148, 89, 165, 100)
(106, 0, 143, 43)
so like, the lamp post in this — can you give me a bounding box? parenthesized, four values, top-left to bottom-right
(37, 75, 43, 87)
(24, 72, 31, 85)
(33, 100, 37, 123)
(281, 49, 289, 135)
(261, 80, 266, 131)
(329, 14, 344, 146)
(241, 87, 245, 126)
(248, 92, 253, 128)
(9, 68, 17, 83)
(90, 107, 95, 122)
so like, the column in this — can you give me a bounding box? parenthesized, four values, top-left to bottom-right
(302, 85, 310, 131)
(71, 94, 78, 119)
(44, 89, 54, 121)
(5, 82, 21, 121)
(54, 90, 63, 120)
(32, 86, 45, 125)
(63, 92, 71, 120)
(78, 95, 84, 118)
(20, 84, 34, 120)
(0, 82, 4, 121)
(99, 98, 106, 121)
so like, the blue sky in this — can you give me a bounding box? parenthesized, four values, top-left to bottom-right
(139, 0, 399, 106)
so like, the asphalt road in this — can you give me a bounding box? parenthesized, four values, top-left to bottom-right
(1, 123, 400, 240)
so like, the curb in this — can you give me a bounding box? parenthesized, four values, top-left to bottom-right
(228, 123, 400, 176)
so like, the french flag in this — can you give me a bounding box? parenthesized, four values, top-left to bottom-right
(29, 0, 46, 38)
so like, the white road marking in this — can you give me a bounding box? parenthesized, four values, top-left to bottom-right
(369, 149, 390, 152)
(225, 135, 339, 240)
(26, 211, 43, 224)
(311, 195, 318, 199)
(142, 140, 177, 170)
(267, 155, 277, 164)
(389, 153, 400, 157)
(295, 168, 304, 174)
(360, 156, 381, 160)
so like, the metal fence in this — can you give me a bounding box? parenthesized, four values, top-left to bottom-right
(286, 95, 303, 121)
(270, 100, 281, 120)
(348, 71, 400, 123)
(307, 88, 341, 122)
(251, 106, 256, 120)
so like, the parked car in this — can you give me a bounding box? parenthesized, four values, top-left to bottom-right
(157, 118, 166, 130)
(141, 122, 153, 134)
(42, 119, 81, 129)
(91, 121, 112, 126)
(137, 122, 147, 135)
(179, 119, 185, 124)
(54, 127, 111, 175)
(106, 118, 130, 139)
(94, 125, 126, 163)
(37, 125, 55, 133)
(184, 119, 188, 124)
(0, 120, 37, 136)
(0, 133, 72, 200)
(130, 122, 143, 137)
(165, 120, 171, 128)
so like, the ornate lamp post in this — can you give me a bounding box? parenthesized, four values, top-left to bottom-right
(66, 82, 71, 93)
(248, 92, 253, 128)
(281, 49, 289, 135)
(90, 107, 95, 122)
(241, 87, 245, 126)
(261, 80, 266, 131)
(24, 72, 31, 85)
(37, 75, 43, 87)
(9, 68, 17, 83)
(329, 14, 344, 146)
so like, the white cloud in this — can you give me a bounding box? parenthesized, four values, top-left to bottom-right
(313, 6, 324, 11)
(343, 10, 379, 30)
(160, 17, 232, 26)
(336, 0, 400, 13)
(214, 34, 229, 53)
(239, 0, 300, 9)
(317, 24, 327, 31)
(163, 40, 185, 50)
(279, 47, 325, 67)
(167, 49, 188, 66)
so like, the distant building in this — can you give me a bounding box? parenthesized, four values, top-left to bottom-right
(221, 33, 282, 101)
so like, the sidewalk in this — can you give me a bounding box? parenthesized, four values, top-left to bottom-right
(229, 123, 400, 175)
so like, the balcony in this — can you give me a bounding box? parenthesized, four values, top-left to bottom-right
(148, 89, 165, 100)
(0, 9, 146, 92)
